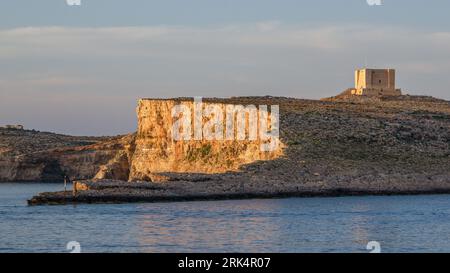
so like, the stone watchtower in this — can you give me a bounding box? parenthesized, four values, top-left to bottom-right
(351, 68, 402, 97)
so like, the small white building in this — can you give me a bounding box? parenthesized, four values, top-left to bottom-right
(1, 125, 24, 130)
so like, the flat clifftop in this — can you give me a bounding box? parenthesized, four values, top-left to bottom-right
(138, 96, 312, 107)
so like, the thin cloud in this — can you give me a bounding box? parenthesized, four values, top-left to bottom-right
(1, 23, 449, 55)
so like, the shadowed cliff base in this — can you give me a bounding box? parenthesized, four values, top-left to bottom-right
(4, 95, 450, 205)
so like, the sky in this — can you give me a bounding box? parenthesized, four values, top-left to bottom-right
(1, 0, 450, 135)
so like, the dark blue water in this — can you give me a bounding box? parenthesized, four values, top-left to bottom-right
(1, 183, 450, 253)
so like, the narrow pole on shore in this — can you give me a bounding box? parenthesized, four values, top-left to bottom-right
(73, 181, 77, 197)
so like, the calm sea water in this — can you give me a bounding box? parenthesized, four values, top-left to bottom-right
(1, 183, 450, 253)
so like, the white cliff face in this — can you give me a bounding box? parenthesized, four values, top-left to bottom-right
(128, 99, 284, 181)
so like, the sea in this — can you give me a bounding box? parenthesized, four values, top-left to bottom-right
(1, 182, 450, 253)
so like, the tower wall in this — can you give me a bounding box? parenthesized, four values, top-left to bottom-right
(352, 68, 401, 97)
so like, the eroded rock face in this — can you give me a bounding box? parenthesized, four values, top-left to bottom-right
(93, 151, 132, 181)
(58, 134, 136, 181)
(129, 99, 284, 181)
(0, 157, 45, 182)
(0, 129, 134, 182)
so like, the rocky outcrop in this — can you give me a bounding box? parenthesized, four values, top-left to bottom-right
(0, 129, 134, 182)
(4, 94, 450, 202)
(129, 99, 283, 181)
(1, 98, 285, 183)
(25, 95, 450, 204)
(55, 134, 136, 181)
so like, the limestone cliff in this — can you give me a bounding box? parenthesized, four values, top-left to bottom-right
(129, 99, 284, 181)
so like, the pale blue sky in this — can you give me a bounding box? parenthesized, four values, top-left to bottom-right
(1, 0, 450, 29)
(1, 0, 450, 135)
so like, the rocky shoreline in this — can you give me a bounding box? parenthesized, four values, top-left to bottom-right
(27, 189, 450, 206)
(28, 174, 450, 205)
(3, 95, 449, 205)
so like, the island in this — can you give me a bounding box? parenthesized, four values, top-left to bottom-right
(1, 69, 449, 205)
